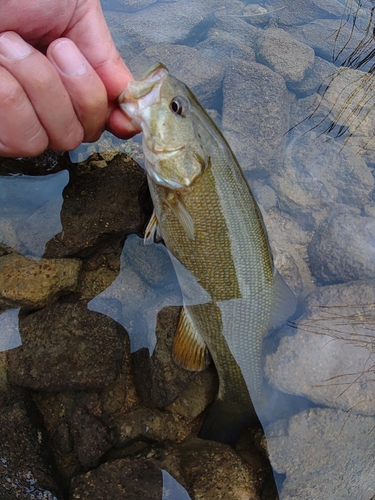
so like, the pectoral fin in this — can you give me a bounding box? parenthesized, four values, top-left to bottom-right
(173, 307, 209, 371)
(165, 197, 195, 240)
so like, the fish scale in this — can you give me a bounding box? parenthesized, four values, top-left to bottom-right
(119, 63, 294, 444)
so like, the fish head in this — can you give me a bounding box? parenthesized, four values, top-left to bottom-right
(119, 63, 213, 189)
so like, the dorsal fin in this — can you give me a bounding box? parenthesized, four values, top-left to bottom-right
(172, 307, 209, 371)
(268, 271, 297, 331)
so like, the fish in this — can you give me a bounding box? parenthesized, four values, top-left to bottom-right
(118, 63, 295, 445)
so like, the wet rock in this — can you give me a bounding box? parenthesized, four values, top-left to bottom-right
(295, 56, 337, 97)
(123, 234, 175, 287)
(132, 307, 200, 407)
(0, 254, 81, 309)
(264, 0, 345, 26)
(265, 280, 375, 415)
(128, 44, 225, 109)
(0, 352, 7, 392)
(197, 26, 256, 67)
(0, 150, 69, 176)
(7, 302, 127, 391)
(70, 446, 189, 500)
(256, 28, 315, 88)
(288, 18, 369, 67)
(103, 0, 156, 12)
(165, 367, 218, 421)
(114, 407, 191, 446)
(70, 393, 113, 470)
(262, 208, 314, 296)
(0, 392, 62, 499)
(222, 60, 291, 177)
(179, 437, 259, 500)
(107, 0, 236, 54)
(315, 67, 375, 164)
(269, 133, 373, 227)
(308, 210, 375, 283)
(266, 408, 375, 500)
(44, 154, 150, 258)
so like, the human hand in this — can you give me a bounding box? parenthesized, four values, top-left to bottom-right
(0, 0, 139, 157)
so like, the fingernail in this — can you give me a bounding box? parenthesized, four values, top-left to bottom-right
(0, 32, 33, 59)
(50, 39, 87, 76)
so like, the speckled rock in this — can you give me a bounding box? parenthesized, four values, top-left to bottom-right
(0, 393, 62, 499)
(179, 437, 259, 500)
(266, 408, 375, 500)
(308, 210, 375, 283)
(127, 44, 225, 109)
(70, 446, 190, 500)
(222, 60, 291, 177)
(44, 154, 150, 258)
(114, 407, 191, 446)
(7, 302, 127, 391)
(266, 281, 375, 415)
(0, 254, 81, 309)
(257, 28, 315, 87)
(269, 133, 373, 227)
(315, 67, 375, 163)
(131, 307, 200, 407)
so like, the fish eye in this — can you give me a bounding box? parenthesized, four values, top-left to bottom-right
(170, 96, 187, 116)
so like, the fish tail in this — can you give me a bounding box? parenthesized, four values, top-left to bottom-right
(198, 399, 261, 446)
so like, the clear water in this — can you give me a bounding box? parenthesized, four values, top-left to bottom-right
(2, 1, 375, 499)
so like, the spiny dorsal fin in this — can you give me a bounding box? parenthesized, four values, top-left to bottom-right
(173, 307, 209, 371)
(165, 197, 195, 240)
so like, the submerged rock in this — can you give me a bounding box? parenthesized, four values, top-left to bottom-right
(0, 392, 62, 499)
(266, 408, 375, 500)
(128, 44, 225, 109)
(270, 133, 373, 227)
(256, 28, 315, 88)
(308, 210, 375, 283)
(7, 302, 127, 391)
(0, 254, 81, 309)
(265, 280, 375, 415)
(222, 60, 291, 177)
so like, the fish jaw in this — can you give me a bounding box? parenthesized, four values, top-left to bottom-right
(118, 64, 207, 190)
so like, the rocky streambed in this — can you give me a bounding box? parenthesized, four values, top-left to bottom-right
(2, 0, 375, 498)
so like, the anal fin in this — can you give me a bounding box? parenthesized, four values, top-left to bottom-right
(173, 307, 209, 371)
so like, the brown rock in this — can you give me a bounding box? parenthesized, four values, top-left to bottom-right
(7, 302, 127, 391)
(0, 254, 81, 309)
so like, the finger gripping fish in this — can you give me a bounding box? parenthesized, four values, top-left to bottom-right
(119, 63, 295, 445)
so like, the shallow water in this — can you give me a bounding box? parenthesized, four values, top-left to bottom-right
(2, 0, 375, 499)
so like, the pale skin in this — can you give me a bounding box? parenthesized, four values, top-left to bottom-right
(0, 0, 140, 157)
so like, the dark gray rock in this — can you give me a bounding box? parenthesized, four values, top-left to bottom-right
(131, 307, 204, 407)
(127, 44, 225, 109)
(222, 60, 291, 177)
(44, 154, 150, 258)
(308, 210, 375, 283)
(266, 408, 375, 500)
(0, 392, 62, 499)
(256, 28, 315, 87)
(269, 133, 373, 227)
(265, 280, 375, 415)
(7, 302, 127, 391)
(179, 437, 259, 499)
(70, 446, 190, 500)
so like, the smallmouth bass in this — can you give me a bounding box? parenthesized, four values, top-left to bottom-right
(119, 63, 295, 445)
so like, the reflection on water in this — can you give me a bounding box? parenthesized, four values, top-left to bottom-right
(2, 0, 375, 498)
